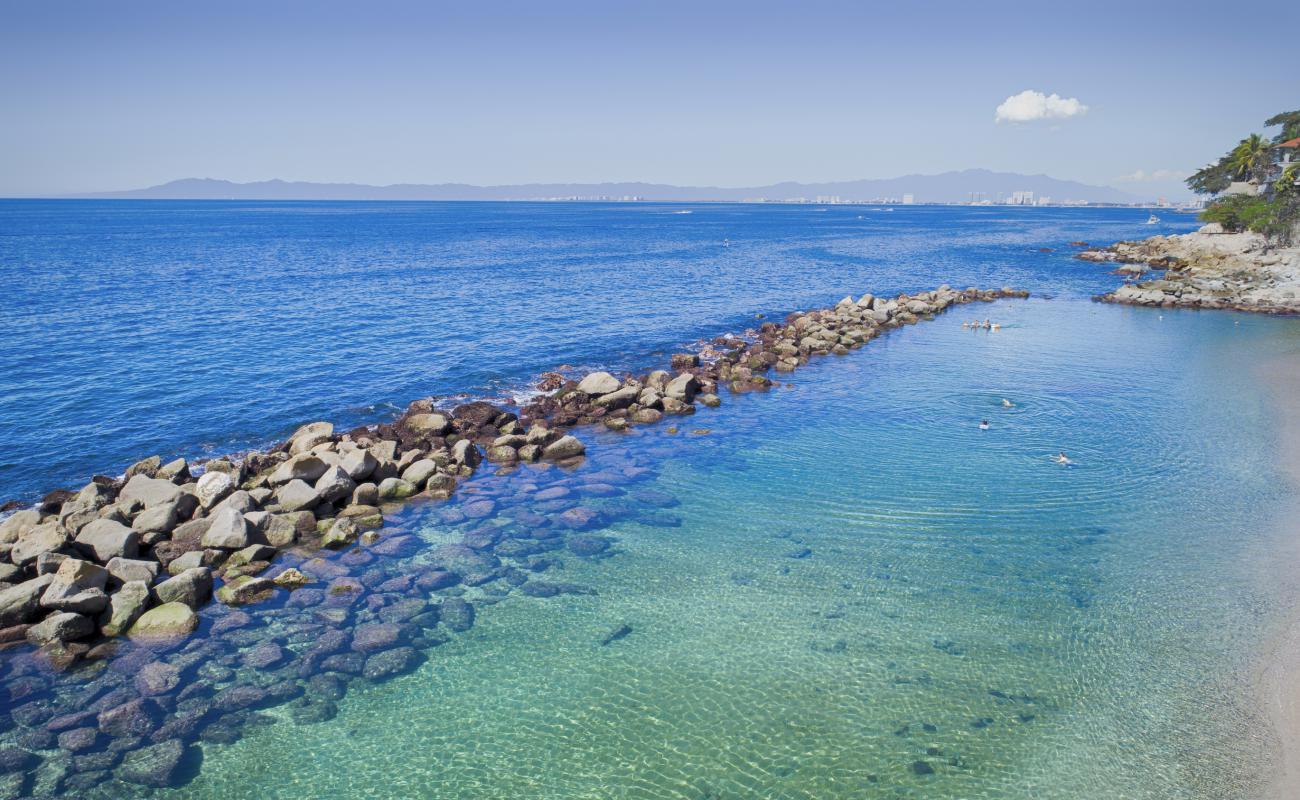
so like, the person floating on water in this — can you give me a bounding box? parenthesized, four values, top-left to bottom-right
(1055, 452, 1072, 465)
(979, 420, 989, 430)
(1002, 398, 1014, 408)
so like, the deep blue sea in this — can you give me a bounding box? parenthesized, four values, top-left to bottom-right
(0, 200, 1191, 503)
(3, 201, 1300, 799)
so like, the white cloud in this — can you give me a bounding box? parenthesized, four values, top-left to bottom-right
(1113, 169, 1187, 182)
(995, 90, 1089, 123)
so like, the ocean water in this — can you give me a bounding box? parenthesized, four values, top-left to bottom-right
(2, 201, 1299, 798)
(0, 200, 1190, 503)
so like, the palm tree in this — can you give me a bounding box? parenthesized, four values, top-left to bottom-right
(1227, 133, 1271, 182)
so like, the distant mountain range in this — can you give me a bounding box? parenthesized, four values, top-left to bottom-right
(74, 169, 1144, 204)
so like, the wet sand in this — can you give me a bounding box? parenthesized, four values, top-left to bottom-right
(1258, 346, 1300, 799)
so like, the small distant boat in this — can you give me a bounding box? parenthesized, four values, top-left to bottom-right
(672, 210, 692, 215)
(1145, 214, 1160, 224)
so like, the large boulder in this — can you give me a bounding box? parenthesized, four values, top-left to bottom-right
(195, 470, 234, 509)
(403, 413, 451, 436)
(664, 373, 700, 403)
(576, 372, 620, 396)
(542, 435, 586, 461)
(27, 611, 94, 645)
(128, 602, 198, 639)
(0, 509, 40, 544)
(0, 574, 56, 626)
(339, 449, 378, 481)
(400, 459, 439, 489)
(269, 454, 329, 486)
(200, 506, 252, 550)
(450, 439, 481, 469)
(74, 518, 139, 561)
(131, 501, 179, 534)
(10, 523, 67, 565)
(153, 567, 212, 609)
(119, 475, 183, 508)
(100, 580, 150, 636)
(105, 556, 159, 584)
(593, 386, 638, 409)
(314, 466, 356, 505)
(275, 479, 319, 513)
(40, 558, 109, 614)
(376, 477, 417, 501)
(289, 421, 334, 454)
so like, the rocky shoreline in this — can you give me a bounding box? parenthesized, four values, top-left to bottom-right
(0, 285, 1025, 793)
(1084, 227, 1300, 313)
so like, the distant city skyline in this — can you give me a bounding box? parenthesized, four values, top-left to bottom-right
(1, 0, 1296, 199)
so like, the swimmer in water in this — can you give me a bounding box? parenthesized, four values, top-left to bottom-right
(991, 323, 1000, 331)
(979, 420, 989, 430)
(1055, 452, 1072, 465)
(1002, 398, 1014, 408)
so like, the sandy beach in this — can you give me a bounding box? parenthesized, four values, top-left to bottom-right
(1257, 346, 1300, 799)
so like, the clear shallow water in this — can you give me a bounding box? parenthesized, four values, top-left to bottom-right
(0, 200, 1194, 502)
(2, 202, 1297, 798)
(94, 301, 1296, 800)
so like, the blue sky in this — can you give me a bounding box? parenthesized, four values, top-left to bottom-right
(1, 0, 1296, 197)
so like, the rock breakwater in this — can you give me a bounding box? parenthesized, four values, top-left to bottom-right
(1086, 228, 1300, 313)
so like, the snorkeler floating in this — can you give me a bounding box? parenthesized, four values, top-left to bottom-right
(979, 420, 989, 430)
(1054, 452, 1073, 466)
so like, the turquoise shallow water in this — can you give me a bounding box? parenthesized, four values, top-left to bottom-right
(116, 298, 1298, 799)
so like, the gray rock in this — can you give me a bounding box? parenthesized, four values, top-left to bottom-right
(200, 506, 251, 550)
(313, 466, 356, 505)
(269, 454, 329, 486)
(27, 612, 94, 645)
(195, 470, 234, 509)
(0, 509, 40, 544)
(105, 557, 159, 584)
(289, 421, 334, 455)
(339, 449, 378, 482)
(275, 479, 319, 513)
(400, 459, 438, 489)
(451, 439, 481, 468)
(403, 413, 450, 435)
(119, 475, 183, 509)
(165, 550, 206, 575)
(74, 518, 139, 561)
(542, 435, 586, 461)
(262, 512, 309, 548)
(1, 576, 56, 628)
(131, 502, 178, 534)
(153, 568, 212, 609)
(577, 372, 620, 395)
(210, 489, 256, 517)
(100, 581, 149, 637)
(40, 558, 110, 614)
(439, 597, 475, 631)
(10, 523, 67, 565)
(376, 477, 416, 501)
(156, 458, 191, 483)
(664, 372, 700, 402)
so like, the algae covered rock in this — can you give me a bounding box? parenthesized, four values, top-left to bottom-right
(215, 575, 276, 606)
(128, 601, 198, 640)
